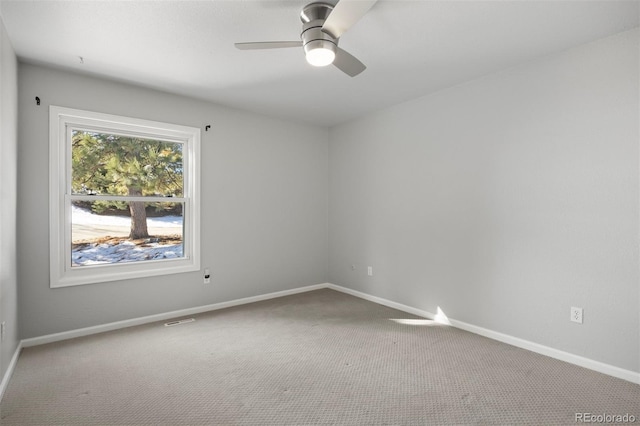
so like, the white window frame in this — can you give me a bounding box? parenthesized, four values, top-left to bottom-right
(49, 106, 200, 288)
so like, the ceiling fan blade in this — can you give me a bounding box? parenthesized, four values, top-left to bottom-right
(333, 47, 366, 77)
(235, 41, 302, 50)
(322, 0, 377, 39)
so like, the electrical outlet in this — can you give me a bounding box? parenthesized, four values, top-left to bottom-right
(350, 264, 356, 271)
(1, 322, 5, 341)
(570, 307, 583, 324)
(204, 268, 211, 284)
(367, 266, 373, 276)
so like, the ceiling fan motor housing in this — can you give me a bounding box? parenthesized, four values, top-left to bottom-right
(300, 2, 338, 57)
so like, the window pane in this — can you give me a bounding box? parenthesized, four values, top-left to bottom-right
(71, 201, 184, 267)
(71, 130, 183, 197)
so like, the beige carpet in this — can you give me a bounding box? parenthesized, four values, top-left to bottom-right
(1, 289, 638, 425)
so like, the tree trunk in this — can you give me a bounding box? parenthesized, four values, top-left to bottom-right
(128, 187, 149, 239)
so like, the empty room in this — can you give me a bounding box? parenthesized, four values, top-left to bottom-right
(0, 0, 638, 424)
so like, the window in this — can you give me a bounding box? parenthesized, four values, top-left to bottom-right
(49, 106, 200, 287)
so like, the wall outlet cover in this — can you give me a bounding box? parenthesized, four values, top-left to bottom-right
(570, 307, 583, 324)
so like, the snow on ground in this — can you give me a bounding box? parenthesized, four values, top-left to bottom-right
(72, 240, 183, 266)
(72, 206, 183, 266)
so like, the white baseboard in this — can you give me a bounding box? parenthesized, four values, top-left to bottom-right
(0, 341, 23, 401)
(327, 283, 640, 385)
(446, 316, 640, 385)
(21, 283, 327, 348)
(326, 283, 438, 319)
(12, 282, 640, 387)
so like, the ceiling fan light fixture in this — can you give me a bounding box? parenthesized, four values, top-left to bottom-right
(235, 0, 376, 76)
(304, 39, 336, 67)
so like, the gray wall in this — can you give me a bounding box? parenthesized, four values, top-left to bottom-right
(18, 64, 328, 338)
(328, 29, 639, 373)
(0, 15, 19, 378)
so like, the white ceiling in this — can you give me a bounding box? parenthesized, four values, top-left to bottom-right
(1, 0, 638, 127)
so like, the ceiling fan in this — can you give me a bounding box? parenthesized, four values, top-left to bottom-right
(235, 0, 377, 77)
